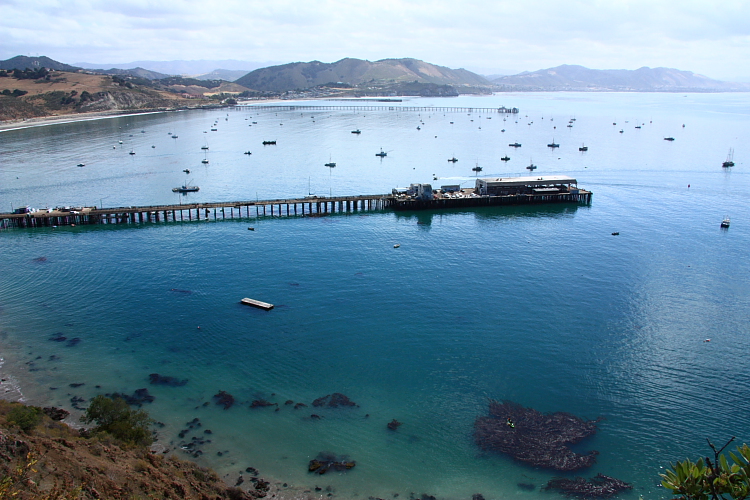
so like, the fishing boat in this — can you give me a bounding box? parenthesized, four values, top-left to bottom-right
(263, 140, 277, 145)
(664, 137, 675, 141)
(171, 135, 178, 139)
(376, 149, 387, 157)
(77, 163, 85, 167)
(351, 129, 361, 134)
(448, 157, 458, 163)
(509, 142, 522, 148)
(501, 156, 510, 162)
(183, 169, 190, 174)
(129, 150, 135, 155)
(244, 151, 252, 155)
(472, 164, 483, 174)
(547, 139, 559, 148)
(722, 149, 735, 167)
(201, 159, 209, 164)
(721, 216, 730, 228)
(579, 144, 588, 152)
(210, 128, 217, 131)
(173, 181, 199, 193)
(325, 155, 336, 168)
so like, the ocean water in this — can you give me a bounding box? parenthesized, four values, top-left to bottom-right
(1, 93, 750, 500)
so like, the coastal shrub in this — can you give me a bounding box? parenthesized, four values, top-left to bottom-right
(81, 395, 154, 447)
(661, 438, 750, 500)
(6, 404, 43, 433)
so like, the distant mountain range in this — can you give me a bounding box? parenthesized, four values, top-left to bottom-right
(235, 58, 490, 92)
(74, 59, 276, 78)
(492, 64, 750, 91)
(3, 56, 749, 92)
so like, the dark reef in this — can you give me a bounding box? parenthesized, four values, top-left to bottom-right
(474, 400, 600, 471)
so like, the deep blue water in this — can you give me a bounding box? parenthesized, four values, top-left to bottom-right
(1, 93, 750, 500)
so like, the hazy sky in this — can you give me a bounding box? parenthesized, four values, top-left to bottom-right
(2, 0, 749, 80)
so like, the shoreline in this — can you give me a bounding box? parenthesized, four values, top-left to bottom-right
(0, 108, 205, 133)
(0, 98, 297, 133)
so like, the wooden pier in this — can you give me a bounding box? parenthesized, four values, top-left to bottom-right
(1, 188, 591, 230)
(236, 104, 519, 114)
(0, 194, 392, 229)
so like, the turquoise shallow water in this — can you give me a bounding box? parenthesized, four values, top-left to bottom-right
(1, 93, 750, 500)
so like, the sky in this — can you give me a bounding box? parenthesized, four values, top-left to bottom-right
(2, 0, 750, 81)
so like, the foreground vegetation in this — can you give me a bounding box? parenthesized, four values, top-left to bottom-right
(0, 399, 262, 499)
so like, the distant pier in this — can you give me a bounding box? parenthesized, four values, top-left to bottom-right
(236, 104, 520, 114)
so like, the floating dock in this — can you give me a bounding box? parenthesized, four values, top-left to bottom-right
(241, 298, 274, 310)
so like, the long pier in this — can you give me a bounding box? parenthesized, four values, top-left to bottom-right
(1, 191, 591, 230)
(1, 195, 392, 229)
(236, 104, 519, 114)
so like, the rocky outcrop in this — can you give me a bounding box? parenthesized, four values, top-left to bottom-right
(474, 400, 600, 471)
(543, 473, 633, 498)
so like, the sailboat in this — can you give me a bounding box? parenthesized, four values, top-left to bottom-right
(173, 179, 199, 193)
(472, 163, 483, 174)
(375, 148, 387, 157)
(325, 155, 336, 168)
(722, 148, 735, 167)
(579, 144, 588, 152)
(526, 159, 537, 171)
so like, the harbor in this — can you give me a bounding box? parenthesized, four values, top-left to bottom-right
(1, 176, 591, 229)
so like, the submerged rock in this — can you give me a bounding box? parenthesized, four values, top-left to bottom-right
(312, 393, 357, 408)
(106, 388, 155, 406)
(308, 452, 355, 474)
(474, 400, 600, 471)
(148, 373, 188, 387)
(250, 399, 277, 409)
(213, 390, 235, 410)
(543, 473, 632, 498)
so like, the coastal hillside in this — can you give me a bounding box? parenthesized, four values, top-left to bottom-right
(0, 70, 219, 121)
(492, 64, 750, 91)
(0, 401, 264, 499)
(235, 57, 491, 92)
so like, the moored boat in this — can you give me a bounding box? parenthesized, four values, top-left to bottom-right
(722, 148, 735, 167)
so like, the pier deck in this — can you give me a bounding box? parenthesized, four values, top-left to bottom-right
(1, 190, 591, 230)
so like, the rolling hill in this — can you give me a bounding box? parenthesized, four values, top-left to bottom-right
(235, 58, 491, 92)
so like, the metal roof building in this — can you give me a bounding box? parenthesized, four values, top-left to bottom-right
(475, 176, 578, 196)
